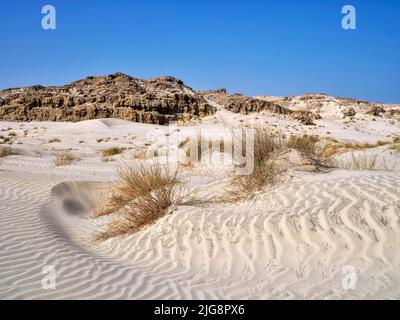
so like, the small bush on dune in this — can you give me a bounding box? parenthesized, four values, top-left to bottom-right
(179, 133, 206, 163)
(101, 147, 125, 157)
(390, 137, 400, 152)
(48, 138, 61, 143)
(390, 144, 400, 152)
(331, 152, 379, 171)
(376, 140, 390, 147)
(227, 129, 336, 201)
(93, 163, 184, 240)
(101, 147, 125, 161)
(287, 134, 329, 168)
(251, 126, 284, 165)
(227, 126, 283, 200)
(0, 147, 18, 158)
(228, 159, 279, 201)
(349, 153, 378, 170)
(53, 151, 77, 167)
(325, 140, 392, 157)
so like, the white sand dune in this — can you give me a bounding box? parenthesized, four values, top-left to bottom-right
(1, 170, 400, 299)
(1, 116, 400, 299)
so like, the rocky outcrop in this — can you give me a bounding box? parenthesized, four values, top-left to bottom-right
(291, 111, 318, 125)
(201, 90, 321, 125)
(0, 73, 216, 124)
(2, 74, 397, 126)
(366, 104, 385, 117)
(342, 107, 356, 117)
(200, 89, 292, 115)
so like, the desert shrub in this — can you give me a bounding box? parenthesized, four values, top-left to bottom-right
(178, 133, 206, 163)
(251, 126, 284, 165)
(93, 163, 184, 240)
(101, 147, 125, 157)
(53, 151, 77, 167)
(391, 137, 400, 152)
(226, 126, 284, 201)
(390, 144, 400, 152)
(331, 152, 379, 171)
(376, 140, 390, 147)
(48, 138, 61, 143)
(324, 139, 396, 160)
(287, 134, 329, 167)
(0, 147, 17, 158)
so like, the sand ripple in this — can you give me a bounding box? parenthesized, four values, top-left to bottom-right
(1, 172, 400, 299)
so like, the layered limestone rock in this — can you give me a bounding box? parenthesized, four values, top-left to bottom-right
(0, 73, 216, 124)
(201, 89, 320, 125)
(200, 89, 292, 115)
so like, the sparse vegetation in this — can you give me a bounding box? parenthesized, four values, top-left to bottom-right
(323, 139, 392, 158)
(132, 148, 147, 160)
(224, 128, 397, 201)
(0, 136, 6, 144)
(178, 134, 202, 164)
(0, 147, 18, 158)
(227, 126, 284, 200)
(93, 163, 184, 240)
(101, 147, 125, 157)
(390, 144, 400, 152)
(53, 151, 77, 167)
(97, 137, 111, 143)
(286, 134, 329, 167)
(330, 152, 379, 171)
(48, 138, 61, 143)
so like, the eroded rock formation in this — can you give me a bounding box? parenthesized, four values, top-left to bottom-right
(0, 73, 216, 124)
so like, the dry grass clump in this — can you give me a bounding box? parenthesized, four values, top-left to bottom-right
(0, 147, 18, 158)
(251, 126, 285, 165)
(0, 136, 11, 144)
(53, 150, 77, 167)
(330, 152, 379, 171)
(287, 134, 330, 167)
(93, 163, 184, 240)
(178, 133, 205, 164)
(101, 147, 125, 157)
(323, 139, 392, 158)
(48, 138, 61, 143)
(226, 129, 332, 201)
(390, 137, 400, 152)
(97, 137, 111, 143)
(132, 148, 147, 160)
(390, 144, 400, 152)
(227, 126, 284, 200)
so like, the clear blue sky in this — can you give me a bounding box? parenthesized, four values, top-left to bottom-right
(0, 0, 399, 103)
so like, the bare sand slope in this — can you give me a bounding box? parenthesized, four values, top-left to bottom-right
(1, 170, 399, 299)
(1, 117, 400, 299)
